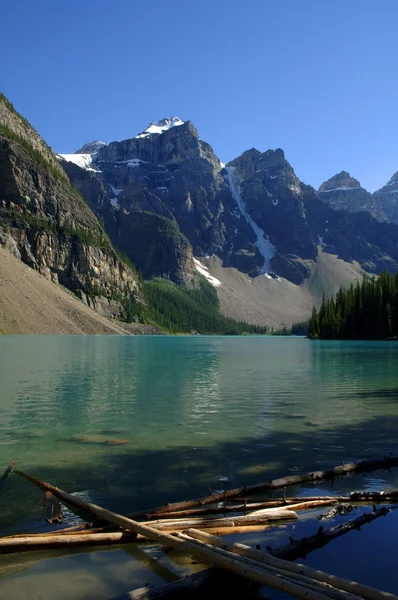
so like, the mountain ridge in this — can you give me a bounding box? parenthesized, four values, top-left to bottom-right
(2, 96, 398, 332)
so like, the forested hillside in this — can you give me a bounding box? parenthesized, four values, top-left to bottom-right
(144, 277, 268, 335)
(308, 272, 398, 339)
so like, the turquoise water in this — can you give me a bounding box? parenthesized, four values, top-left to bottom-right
(1, 336, 398, 597)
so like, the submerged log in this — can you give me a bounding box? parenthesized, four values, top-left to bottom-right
(186, 529, 398, 600)
(271, 505, 397, 562)
(349, 491, 398, 502)
(69, 434, 130, 446)
(0, 459, 16, 488)
(110, 569, 262, 600)
(127, 454, 398, 517)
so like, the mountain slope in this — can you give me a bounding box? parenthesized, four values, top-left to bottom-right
(0, 248, 128, 334)
(195, 250, 364, 329)
(0, 93, 141, 319)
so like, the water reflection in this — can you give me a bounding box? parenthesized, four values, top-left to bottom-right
(1, 337, 398, 534)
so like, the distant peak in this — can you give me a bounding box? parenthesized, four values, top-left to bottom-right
(135, 117, 185, 139)
(318, 171, 362, 193)
(75, 140, 107, 155)
(385, 171, 398, 187)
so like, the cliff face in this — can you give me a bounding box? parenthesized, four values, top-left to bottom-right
(0, 93, 141, 317)
(61, 160, 194, 285)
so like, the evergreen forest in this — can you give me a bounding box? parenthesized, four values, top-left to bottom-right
(308, 271, 398, 339)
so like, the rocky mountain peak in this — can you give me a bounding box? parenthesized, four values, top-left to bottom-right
(75, 140, 107, 154)
(372, 170, 398, 224)
(384, 171, 398, 188)
(318, 171, 361, 192)
(135, 116, 185, 139)
(317, 171, 377, 218)
(228, 148, 286, 181)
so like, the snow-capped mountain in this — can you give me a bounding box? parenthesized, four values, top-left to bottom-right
(58, 117, 398, 325)
(135, 116, 185, 138)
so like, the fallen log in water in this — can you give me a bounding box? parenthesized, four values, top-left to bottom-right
(271, 505, 397, 561)
(144, 508, 298, 531)
(8, 471, 398, 600)
(0, 459, 16, 488)
(125, 454, 398, 517)
(133, 497, 343, 521)
(186, 529, 398, 600)
(120, 502, 398, 600)
(175, 532, 361, 600)
(0, 531, 137, 553)
(10, 471, 349, 600)
(116, 500, 398, 599)
(0, 509, 297, 554)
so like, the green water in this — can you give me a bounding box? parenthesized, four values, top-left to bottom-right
(1, 336, 398, 598)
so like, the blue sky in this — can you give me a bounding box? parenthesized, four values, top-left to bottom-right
(1, 0, 397, 191)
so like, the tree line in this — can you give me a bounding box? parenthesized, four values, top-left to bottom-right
(308, 271, 398, 339)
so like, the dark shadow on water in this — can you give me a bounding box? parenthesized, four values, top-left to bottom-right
(353, 388, 398, 398)
(2, 413, 398, 536)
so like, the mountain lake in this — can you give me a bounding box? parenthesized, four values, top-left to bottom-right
(0, 335, 398, 598)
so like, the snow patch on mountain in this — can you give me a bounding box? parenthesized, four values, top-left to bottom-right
(59, 154, 101, 172)
(136, 117, 184, 139)
(319, 186, 361, 193)
(127, 159, 144, 168)
(224, 167, 276, 274)
(110, 184, 123, 196)
(193, 258, 222, 287)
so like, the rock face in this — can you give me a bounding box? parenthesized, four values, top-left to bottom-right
(61, 115, 398, 291)
(75, 140, 107, 154)
(0, 93, 141, 317)
(373, 172, 398, 225)
(60, 159, 194, 285)
(318, 171, 377, 216)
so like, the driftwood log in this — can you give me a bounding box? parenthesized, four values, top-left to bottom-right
(176, 532, 365, 600)
(135, 497, 343, 521)
(0, 531, 137, 552)
(186, 529, 397, 600)
(125, 455, 398, 518)
(142, 508, 298, 531)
